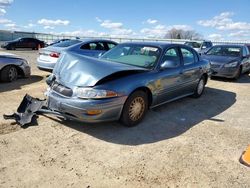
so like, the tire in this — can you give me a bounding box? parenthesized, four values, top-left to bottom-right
(0, 65, 18, 82)
(193, 76, 206, 98)
(234, 66, 242, 80)
(120, 90, 148, 127)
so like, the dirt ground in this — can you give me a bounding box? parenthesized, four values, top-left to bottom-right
(0, 50, 250, 188)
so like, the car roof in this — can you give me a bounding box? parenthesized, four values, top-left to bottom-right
(78, 38, 118, 44)
(118, 41, 190, 49)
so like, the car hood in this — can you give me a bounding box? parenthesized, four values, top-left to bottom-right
(202, 55, 240, 64)
(53, 52, 148, 87)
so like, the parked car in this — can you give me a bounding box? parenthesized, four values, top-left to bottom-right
(46, 42, 210, 127)
(202, 45, 250, 79)
(37, 39, 81, 72)
(1, 37, 45, 50)
(0, 52, 30, 82)
(37, 39, 117, 72)
(184, 40, 213, 54)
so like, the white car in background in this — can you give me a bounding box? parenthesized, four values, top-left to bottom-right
(36, 39, 117, 72)
(37, 39, 81, 72)
(184, 40, 213, 54)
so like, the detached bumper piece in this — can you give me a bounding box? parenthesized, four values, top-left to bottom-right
(3, 94, 46, 127)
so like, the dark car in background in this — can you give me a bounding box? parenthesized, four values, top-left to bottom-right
(1, 37, 45, 50)
(184, 40, 213, 54)
(202, 45, 250, 79)
(46, 42, 210, 126)
(37, 39, 117, 72)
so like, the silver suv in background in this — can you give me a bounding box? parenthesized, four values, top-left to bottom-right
(184, 40, 213, 54)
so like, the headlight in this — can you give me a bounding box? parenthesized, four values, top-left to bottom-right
(75, 88, 118, 99)
(224, 61, 238, 68)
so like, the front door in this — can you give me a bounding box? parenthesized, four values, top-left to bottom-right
(155, 47, 183, 104)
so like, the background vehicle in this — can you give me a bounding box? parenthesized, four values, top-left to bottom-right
(184, 40, 213, 54)
(37, 39, 81, 72)
(202, 45, 250, 79)
(66, 39, 118, 57)
(0, 52, 30, 82)
(1, 37, 45, 50)
(48, 39, 70, 46)
(47, 42, 210, 127)
(37, 39, 117, 72)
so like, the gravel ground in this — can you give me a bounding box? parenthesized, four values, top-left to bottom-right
(0, 49, 250, 188)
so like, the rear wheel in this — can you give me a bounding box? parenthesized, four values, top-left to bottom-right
(193, 76, 205, 98)
(0, 65, 18, 82)
(120, 90, 148, 127)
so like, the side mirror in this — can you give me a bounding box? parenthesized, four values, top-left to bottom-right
(160, 60, 178, 70)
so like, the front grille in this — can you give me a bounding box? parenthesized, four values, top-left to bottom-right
(52, 82, 73, 97)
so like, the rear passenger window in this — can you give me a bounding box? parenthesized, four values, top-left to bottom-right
(80, 42, 105, 50)
(107, 43, 116, 50)
(181, 48, 195, 65)
(162, 48, 180, 67)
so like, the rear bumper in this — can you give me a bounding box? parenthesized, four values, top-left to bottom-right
(47, 90, 127, 123)
(36, 58, 55, 72)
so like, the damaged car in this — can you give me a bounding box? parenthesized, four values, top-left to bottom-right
(0, 52, 30, 82)
(43, 42, 210, 127)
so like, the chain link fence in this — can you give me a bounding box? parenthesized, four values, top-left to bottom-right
(0, 30, 249, 45)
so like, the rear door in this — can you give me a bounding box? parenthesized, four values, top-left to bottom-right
(180, 47, 202, 93)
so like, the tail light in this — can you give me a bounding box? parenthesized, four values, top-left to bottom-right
(50, 52, 60, 58)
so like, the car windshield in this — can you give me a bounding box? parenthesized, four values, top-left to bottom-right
(206, 46, 241, 57)
(185, 42, 201, 48)
(52, 40, 81, 47)
(101, 44, 161, 69)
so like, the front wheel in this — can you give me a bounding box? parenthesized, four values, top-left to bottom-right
(120, 90, 148, 127)
(0, 65, 18, 82)
(193, 76, 205, 98)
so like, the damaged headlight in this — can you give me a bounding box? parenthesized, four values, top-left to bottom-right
(75, 88, 118, 99)
(224, 61, 238, 68)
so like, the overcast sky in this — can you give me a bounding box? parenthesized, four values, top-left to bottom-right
(0, 0, 250, 41)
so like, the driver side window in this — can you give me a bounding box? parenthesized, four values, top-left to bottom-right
(162, 48, 180, 67)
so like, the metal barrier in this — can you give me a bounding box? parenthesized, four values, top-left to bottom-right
(0, 30, 249, 45)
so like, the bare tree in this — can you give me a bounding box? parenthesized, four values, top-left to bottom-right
(165, 28, 202, 40)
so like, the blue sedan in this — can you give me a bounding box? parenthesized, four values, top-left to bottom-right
(46, 42, 211, 126)
(202, 45, 250, 79)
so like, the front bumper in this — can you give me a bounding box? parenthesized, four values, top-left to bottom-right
(47, 90, 127, 123)
(20, 63, 31, 77)
(211, 65, 239, 78)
